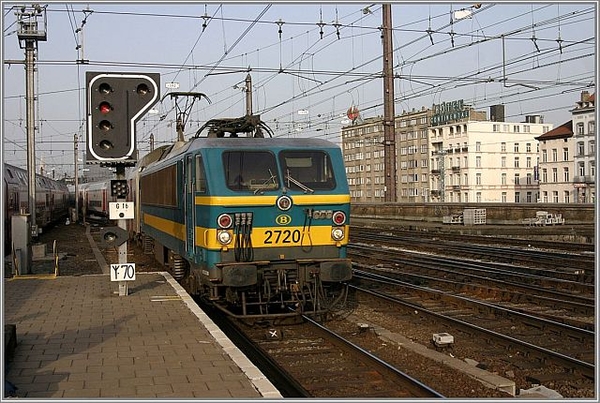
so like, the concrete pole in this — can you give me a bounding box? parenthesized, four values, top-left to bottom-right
(382, 4, 397, 202)
(25, 40, 37, 237)
(74, 134, 79, 222)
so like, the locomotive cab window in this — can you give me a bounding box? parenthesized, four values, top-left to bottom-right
(223, 151, 279, 192)
(195, 155, 207, 194)
(280, 150, 336, 190)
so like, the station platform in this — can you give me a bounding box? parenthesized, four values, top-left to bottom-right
(3, 271, 282, 399)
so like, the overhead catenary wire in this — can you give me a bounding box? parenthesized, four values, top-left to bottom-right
(3, 4, 595, 175)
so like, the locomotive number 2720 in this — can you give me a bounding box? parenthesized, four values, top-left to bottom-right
(264, 229, 301, 244)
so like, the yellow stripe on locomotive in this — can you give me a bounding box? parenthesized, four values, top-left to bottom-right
(141, 213, 349, 249)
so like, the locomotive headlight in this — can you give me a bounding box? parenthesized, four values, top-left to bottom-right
(276, 195, 292, 211)
(331, 227, 345, 241)
(332, 211, 346, 226)
(217, 230, 232, 245)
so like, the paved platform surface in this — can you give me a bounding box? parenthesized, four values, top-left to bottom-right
(3, 272, 282, 399)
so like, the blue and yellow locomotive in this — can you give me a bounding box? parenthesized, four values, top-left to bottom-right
(133, 115, 352, 320)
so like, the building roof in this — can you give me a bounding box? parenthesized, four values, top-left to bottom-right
(535, 120, 573, 141)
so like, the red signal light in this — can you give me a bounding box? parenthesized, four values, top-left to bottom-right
(99, 101, 112, 114)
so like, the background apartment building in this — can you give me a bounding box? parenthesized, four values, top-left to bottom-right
(430, 113, 552, 203)
(536, 91, 595, 203)
(342, 117, 385, 201)
(342, 108, 434, 202)
(572, 91, 595, 203)
(343, 102, 553, 204)
(536, 121, 574, 203)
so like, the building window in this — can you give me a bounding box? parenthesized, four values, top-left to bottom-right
(563, 148, 569, 161)
(527, 192, 532, 203)
(552, 168, 558, 182)
(501, 156, 507, 168)
(514, 143, 519, 152)
(526, 156, 532, 168)
(493, 124, 500, 132)
(526, 143, 531, 152)
(514, 157, 520, 168)
(577, 122, 584, 135)
(552, 149, 557, 162)
(514, 173, 520, 185)
(501, 173, 507, 185)
(542, 149, 547, 162)
(513, 125, 520, 133)
(578, 162, 585, 176)
(589, 121, 595, 134)
(553, 191, 559, 203)
(501, 192, 507, 202)
(577, 142, 584, 156)
(563, 167, 569, 182)
(527, 173, 533, 184)
(476, 192, 482, 202)
(501, 142, 506, 152)
(476, 173, 482, 185)
(476, 156, 481, 167)
(564, 191, 570, 203)
(543, 191, 548, 203)
(515, 192, 520, 203)
(590, 141, 595, 155)
(542, 169, 547, 182)
(476, 141, 481, 152)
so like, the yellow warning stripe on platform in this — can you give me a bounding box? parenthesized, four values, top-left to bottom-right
(150, 295, 182, 302)
(8, 274, 57, 281)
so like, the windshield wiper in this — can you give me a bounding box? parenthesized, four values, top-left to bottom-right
(285, 170, 314, 193)
(253, 169, 278, 195)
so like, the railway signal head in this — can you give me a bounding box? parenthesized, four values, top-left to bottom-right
(110, 179, 128, 198)
(86, 72, 160, 165)
(98, 226, 129, 248)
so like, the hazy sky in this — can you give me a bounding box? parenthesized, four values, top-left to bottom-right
(2, 2, 597, 179)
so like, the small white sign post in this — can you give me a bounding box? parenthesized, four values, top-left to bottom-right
(110, 263, 136, 282)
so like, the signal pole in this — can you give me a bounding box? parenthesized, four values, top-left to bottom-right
(382, 4, 397, 202)
(74, 134, 79, 222)
(16, 4, 47, 237)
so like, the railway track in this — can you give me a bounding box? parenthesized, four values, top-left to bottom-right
(202, 303, 444, 398)
(342, 290, 596, 398)
(349, 245, 595, 328)
(351, 227, 595, 276)
(351, 272, 595, 380)
(351, 221, 595, 253)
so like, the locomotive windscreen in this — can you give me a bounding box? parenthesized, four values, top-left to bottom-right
(280, 150, 336, 190)
(223, 151, 280, 191)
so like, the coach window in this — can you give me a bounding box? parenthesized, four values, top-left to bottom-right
(194, 155, 207, 193)
(223, 151, 279, 192)
(279, 150, 336, 190)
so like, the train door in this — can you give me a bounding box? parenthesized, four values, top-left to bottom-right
(185, 155, 195, 258)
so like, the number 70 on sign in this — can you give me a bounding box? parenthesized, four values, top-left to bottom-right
(110, 263, 136, 281)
